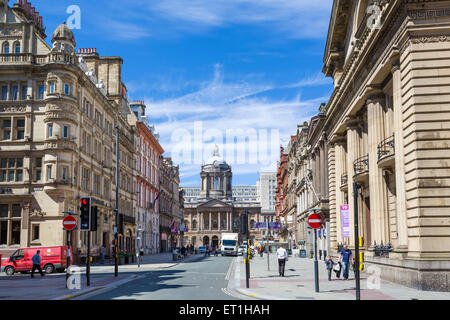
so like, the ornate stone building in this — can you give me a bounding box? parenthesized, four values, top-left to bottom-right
(0, 1, 137, 263)
(182, 146, 261, 248)
(285, 136, 298, 248)
(275, 145, 288, 242)
(323, 0, 450, 291)
(130, 101, 164, 255)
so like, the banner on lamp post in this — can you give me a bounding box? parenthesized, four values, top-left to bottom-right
(341, 204, 350, 238)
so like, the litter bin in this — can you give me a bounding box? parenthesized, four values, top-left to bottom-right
(172, 249, 178, 261)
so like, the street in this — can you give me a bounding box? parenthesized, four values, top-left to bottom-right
(85, 255, 238, 300)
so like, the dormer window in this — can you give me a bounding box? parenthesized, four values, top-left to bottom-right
(64, 84, 70, 95)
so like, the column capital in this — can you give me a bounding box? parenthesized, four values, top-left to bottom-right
(391, 60, 400, 73)
(344, 116, 362, 129)
(329, 134, 347, 147)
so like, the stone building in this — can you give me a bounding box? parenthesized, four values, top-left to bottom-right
(182, 146, 261, 248)
(285, 136, 298, 248)
(0, 1, 137, 263)
(275, 145, 288, 241)
(323, 0, 450, 291)
(130, 101, 164, 255)
(159, 157, 182, 252)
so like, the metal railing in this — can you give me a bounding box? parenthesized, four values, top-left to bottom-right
(378, 134, 395, 162)
(353, 154, 369, 176)
(373, 241, 392, 257)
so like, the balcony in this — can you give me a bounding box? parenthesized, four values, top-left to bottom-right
(340, 173, 348, 191)
(353, 154, 369, 184)
(0, 54, 47, 64)
(378, 134, 395, 168)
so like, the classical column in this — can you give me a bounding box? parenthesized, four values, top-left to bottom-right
(209, 212, 212, 231)
(226, 211, 229, 231)
(392, 62, 408, 252)
(346, 117, 361, 244)
(197, 212, 200, 231)
(367, 92, 388, 246)
(332, 136, 346, 249)
(218, 212, 221, 230)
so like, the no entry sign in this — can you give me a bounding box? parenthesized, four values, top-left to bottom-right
(307, 213, 323, 229)
(63, 215, 77, 231)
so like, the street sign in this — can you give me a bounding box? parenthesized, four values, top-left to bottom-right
(307, 213, 323, 229)
(63, 215, 77, 231)
(254, 222, 266, 229)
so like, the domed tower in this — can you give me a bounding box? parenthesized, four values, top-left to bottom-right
(49, 22, 76, 63)
(200, 145, 232, 200)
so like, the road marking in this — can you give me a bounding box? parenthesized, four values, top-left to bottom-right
(225, 257, 235, 280)
(221, 287, 242, 300)
(235, 256, 241, 288)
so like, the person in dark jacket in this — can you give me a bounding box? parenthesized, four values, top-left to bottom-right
(31, 250, 45, 278)
(325, 255, 335, 281)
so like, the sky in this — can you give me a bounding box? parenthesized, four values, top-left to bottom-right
(29, 0, 334, 187)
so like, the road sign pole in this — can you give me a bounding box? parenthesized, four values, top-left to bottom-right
(354, 182, 361, 300)
(314, 228, 319, 293)
(267, 217, 270, 271)
(66, 230, 71, 288)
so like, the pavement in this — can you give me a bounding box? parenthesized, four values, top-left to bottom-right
(227, 253, 450, 300)
(0, 252, 204, 300)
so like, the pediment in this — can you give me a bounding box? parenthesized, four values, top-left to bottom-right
(197, 199, 233, 209)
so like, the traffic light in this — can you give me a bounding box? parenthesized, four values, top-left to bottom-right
(239, 213, 248, 235)
(80, 197, 91, 230)
(90, 206, 98, 231)
(118, 213, 124, 235)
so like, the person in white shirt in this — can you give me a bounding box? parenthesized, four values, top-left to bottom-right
(276, 246, 288, 277)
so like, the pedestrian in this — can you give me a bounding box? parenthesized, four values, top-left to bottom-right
(208, 246, 212, 256)
(339, 245, 353, 280)
(259, 246, 263, 258)
(325, 255, 335, 281)
(139, 248, 144, 263)
(101, 246, 106, 264)
(276, 246, 288, 277)
(31, 250, 45, 278)
(334, 260, 342, 279)
(214, 245, 218, 256)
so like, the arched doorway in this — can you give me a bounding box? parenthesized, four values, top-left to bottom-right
(192, 237, 197, 247)
(203, 236, 210, 246)
(212, 236, 219, 248)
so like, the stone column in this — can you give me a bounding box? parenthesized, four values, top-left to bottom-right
(367, 92, 388, 246)
(392, 62, 408, 253)
(197, 212, 200, 231)
(218, 212, 221, 230)
(209, 212, 212, 231)
(333, 137, 347, 248)
(226, 211, 229, 231)
(346, 117, 361, 245)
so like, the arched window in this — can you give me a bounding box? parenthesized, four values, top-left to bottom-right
(192, 220, 197, 230)
(14, 42, 20, 54)
(3, 42, 9, 54)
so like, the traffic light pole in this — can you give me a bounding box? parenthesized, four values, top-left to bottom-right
(87, 231, 90, 286)
(114, 126, 120, 277)
(353, 182, 361, 300)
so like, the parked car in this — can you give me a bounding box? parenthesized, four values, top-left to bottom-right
(1, 246, 71, 276)
(237, 245, 246, 256)
(198, 246, 208, 254)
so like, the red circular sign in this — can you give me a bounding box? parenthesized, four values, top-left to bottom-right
(307, 213, 323, 229)
(63, 216, 77, 231)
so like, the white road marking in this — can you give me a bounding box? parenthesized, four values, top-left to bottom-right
(235, 256, 241, 288)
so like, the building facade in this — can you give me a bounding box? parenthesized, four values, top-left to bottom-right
(131, 101, 164, 255)
(182, 146, 261, 248)
(256, 172, 277, 239)
(275, 146, 288, 241)
(323, 0, 450, 291)
(0, 1, 138, 263)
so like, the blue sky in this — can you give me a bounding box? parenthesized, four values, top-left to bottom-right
(31, 0, 334, 187)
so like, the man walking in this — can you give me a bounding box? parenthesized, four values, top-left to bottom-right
(339, 245, 353, 280)
(31, 250, 45, 278)
(101, 246, 106, 264)
(276, 246, 288, 277)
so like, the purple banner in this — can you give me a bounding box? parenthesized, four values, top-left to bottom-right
(340, 204, 350, 238)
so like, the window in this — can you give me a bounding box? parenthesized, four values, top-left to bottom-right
(14, 42, 20, 54)
(0, 158, 23, 183)
(12, 85, 18, 101)
(47, 165, 52, 181)
(2, 42, 9, 54)
(21, 85, 27, 100)
(0, 203, 22, 245)
(2, 86, 7, 100)
(64, 84, 70, 95)
(47, 124, 53, 138)
(49, 82, 55, 94)
(81, 167, 90, 191)
(93, 173, 100, 195)
(35, 158, 42, 182)
(62, 166, 68, 181)
(38, 85, 45, 100)
(16, 119, 25, 140)
(32, 225, 39, 241)
(63, 126, 69, 139)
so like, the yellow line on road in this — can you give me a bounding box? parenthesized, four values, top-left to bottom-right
(225, 257, 235, 280)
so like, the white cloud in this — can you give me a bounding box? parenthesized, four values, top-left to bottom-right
(142, 65, 331, 185)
